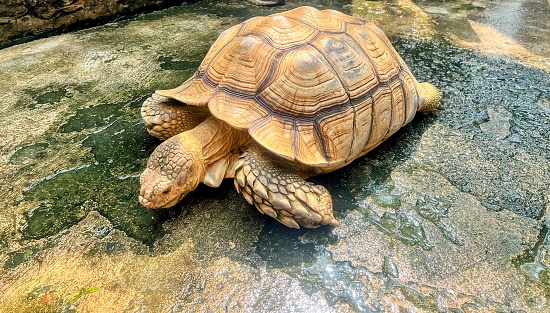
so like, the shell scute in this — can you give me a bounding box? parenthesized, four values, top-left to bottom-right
(238, 14, 317, 50)
(310, 33, 378, 100)
(384, 80, 406, 139)
(293, 122, 328, 166)
(401, 71, 423, 125)
(156, 74, 215, 106)
(248, 116, 294, 159)
(198, 24, 243, 75)
(346, 23, 401, 83)
(258, 46, 349, 117)
(363, 86, 393, 152)
(212, 36, 279, 93)
(316, 107, 355, 162)
(348, 97, 374, 158)
(285, 6, 348, 32)
(209, 92, 268, 129)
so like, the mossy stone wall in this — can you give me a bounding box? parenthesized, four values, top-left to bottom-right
(0, 0, 193, 47)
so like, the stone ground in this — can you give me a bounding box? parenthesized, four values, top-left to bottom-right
(0, 0, 192, 48)
(0, 0, 549, 312)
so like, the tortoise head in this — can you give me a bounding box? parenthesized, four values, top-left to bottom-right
(139, 135, 205, 209)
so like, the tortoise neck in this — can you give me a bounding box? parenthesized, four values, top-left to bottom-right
(186, 116, 250, 165)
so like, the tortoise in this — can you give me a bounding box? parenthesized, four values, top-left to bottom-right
(139, 6, 442, 229)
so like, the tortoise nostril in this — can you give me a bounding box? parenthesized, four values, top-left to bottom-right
(162, 186, 172, 194)
(140, 184, 156, 200)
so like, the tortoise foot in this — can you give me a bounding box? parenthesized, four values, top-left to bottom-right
(141, 93, 209, 140)
(234, 145, 339, 229)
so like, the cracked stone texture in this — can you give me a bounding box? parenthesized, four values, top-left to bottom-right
(0, 0, 549, 312)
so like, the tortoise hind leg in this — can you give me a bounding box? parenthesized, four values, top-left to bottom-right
(234, 145, 339, 229)
(141, 93, 210, 140)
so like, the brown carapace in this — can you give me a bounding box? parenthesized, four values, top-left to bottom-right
(139, 6, 442, 229)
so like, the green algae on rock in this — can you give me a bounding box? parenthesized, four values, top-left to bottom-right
(15, 96, 172, 245)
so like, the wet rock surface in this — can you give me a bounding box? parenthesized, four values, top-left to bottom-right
(0, 0, 549, 312)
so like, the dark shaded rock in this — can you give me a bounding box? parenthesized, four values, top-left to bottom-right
(0, 0, 196, 48)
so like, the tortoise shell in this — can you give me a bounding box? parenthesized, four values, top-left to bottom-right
(156, 6, 426, 167)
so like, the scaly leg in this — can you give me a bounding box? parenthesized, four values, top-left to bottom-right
(234, 145, 339, 229)
(141, 93, 210, 140)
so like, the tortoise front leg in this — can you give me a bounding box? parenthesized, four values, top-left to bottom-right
(141, 93, 210, 140)
(234, 145, 339, 229)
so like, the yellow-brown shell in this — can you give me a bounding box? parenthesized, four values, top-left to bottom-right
(156, 6, 427, 167)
